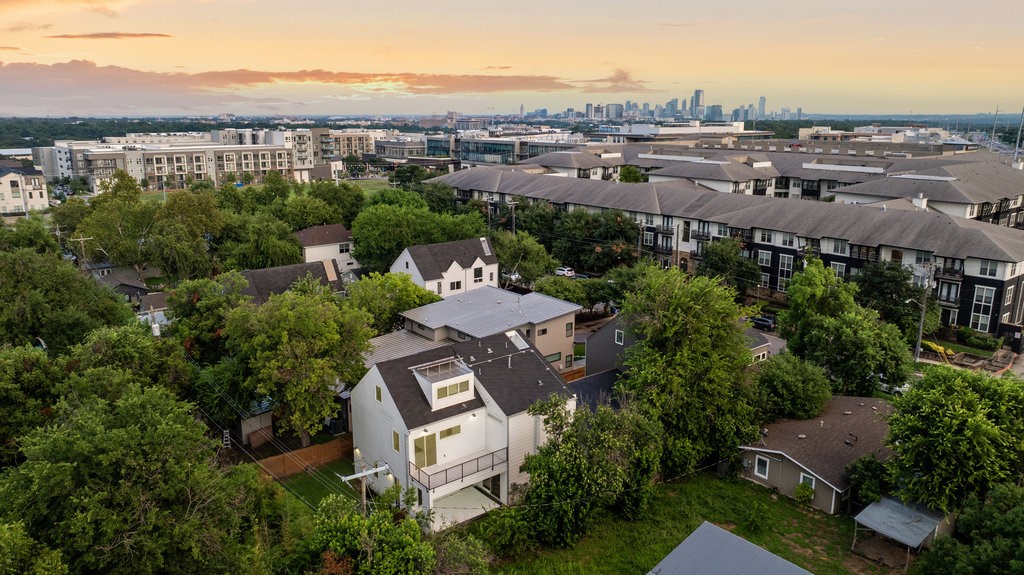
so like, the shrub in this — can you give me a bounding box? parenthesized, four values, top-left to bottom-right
(794, 483, 815, 506)
(956, 327, 1003, 351)
(478, 506, 533, 557)
(740, 501, 772, 535)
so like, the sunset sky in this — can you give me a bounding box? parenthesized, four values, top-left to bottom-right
(1, 0, 1022, 117)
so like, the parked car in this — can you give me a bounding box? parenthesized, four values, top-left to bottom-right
(571, 273, 590, 280)
(750, 316, 776, 331)
(555, 266, 575, 277)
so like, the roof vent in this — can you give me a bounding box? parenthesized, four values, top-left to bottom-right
(843, 411, 853, 415)
(487, 348, 493, 354)
(797, 434, 807, 439)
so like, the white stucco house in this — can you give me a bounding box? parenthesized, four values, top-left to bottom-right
(351, 330, 575, 530)
(390, 237, 498, 297)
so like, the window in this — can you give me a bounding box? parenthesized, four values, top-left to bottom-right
(614, 329, 624, 345)
(781, 233, 795, 247)
(544, 352, 562, 363)
(1006, 286, 1015, 306)
(760, 273, 770, 288)
(758, 250, 772, 267)
(392, 431, 400, 452)
(980, 260, 998, 277)
(339, 243, 350, 254)
(717, 223, 729, 236)
(449, 280, 462, 291)
(643, 232, 654, 246)
(799, 473, 815, 489)
(1011, 263, 1018, 277)
(566, 322, 573, 337)
(832, 239, 848, 255)
(831, 262, 846, 276)
(915, 251, 932, 265)
(375, 386, 382, 403)
(760, 230, 773, 243)
(971, 286, 996, 332)
(439, 425, 461, 440)
(473, 267, 483, 283)
(405, 261, 409, 269)
(436, 380, 470, 400)
(489, 271, 494, 282)
(778, 254, 794, 292)
(754, 455, 769, 479)
(538, 328, 548, 336)
(436, 282, 442, 294)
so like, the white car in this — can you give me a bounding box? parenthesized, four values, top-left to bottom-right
(555, 266, 575, 277)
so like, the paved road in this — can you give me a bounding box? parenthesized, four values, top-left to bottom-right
(762, 331, 787, 355)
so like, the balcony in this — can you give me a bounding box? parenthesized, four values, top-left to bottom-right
(655, 224, 675, 234)
(409, 448, 507, 490)
(691, 230, 711, 241)
(936, 295, 960, 308)
(934, 268, 964, 282)
(690, 250, 704, 261)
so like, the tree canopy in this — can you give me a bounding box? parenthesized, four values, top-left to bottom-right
(754, 351, 832, 421)
(552, 209, 639, 273)
(852, 260, 940, 338)
(491, 230, 557, 286)
(696, 236, 762, 299)
(344, 272, 441, 334)
(351, 204, 486, 273)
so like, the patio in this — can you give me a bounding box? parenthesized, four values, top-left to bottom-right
(430, 486, 500, 531)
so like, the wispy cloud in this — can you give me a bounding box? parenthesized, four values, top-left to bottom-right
(0, 46, 20, 51)
(577, 69, 653, 93)
(0, 0, 126, 17)
(1, 22, 53, 32)
(46, 32, 172, 39)
(485, 65, 512, 70)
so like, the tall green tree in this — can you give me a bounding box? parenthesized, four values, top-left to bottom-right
(777, 258, 856, 345)
(224, 288, 373, 446)
(853, 260, 940, 338)
(491, 230, 557, 286)
(618, 268, 758, 475)
(618, 165, 648, 183)
(0, 385, 267, 575)
(50, 196, 91, 239)
(0, 521, 68, 575)
(696, 236, 762, 299)
(552, 209, 639, 273)
(309, 181, 365, 227)
(166, 270, 250, 363)
(0, 346, 62, 468)
(351, 205, 485, 273)
(0, 214, 59, 255)
(344, 272, 441, 334)
(278, 194, 340, 231)
(754, 351, 832, 421)
(0, 249, 133, 355)
(366, 187, 430, 209)
(77, 170, 159, 279)
(887, 367, 1024, 514)
(532, 276, 588, 307)
(511, 199, 558, 249)
(416, 181, 457, 213)
(215, 211, 302, 270)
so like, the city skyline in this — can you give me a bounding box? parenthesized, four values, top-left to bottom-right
(0, 0, 1022, 117)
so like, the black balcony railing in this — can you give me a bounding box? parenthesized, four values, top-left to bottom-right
(409, 448, 507, 490)
(934, 268, 964, 281)
(691, 230, 711, 241)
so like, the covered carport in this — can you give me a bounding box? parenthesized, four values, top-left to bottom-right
(851, 497, 947, 571)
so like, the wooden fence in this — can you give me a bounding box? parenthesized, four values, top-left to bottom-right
(256, 436, 352, 479)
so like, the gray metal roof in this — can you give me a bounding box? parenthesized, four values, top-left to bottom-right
(401, 286, 580, 337)
(853, 497, 943, 549)
(363, 329, 450, 368)
(647, 522, 813, 575)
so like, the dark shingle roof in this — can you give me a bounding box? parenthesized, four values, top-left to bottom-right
(743, 396, 893, 491)
(376, 332, 570, 429)
(404, 237, 498, 281)
(240, 260, 345, 304)
(527, 150, 615, 169)
(292, 224, 352, 248)
(647, 521, 813, 575)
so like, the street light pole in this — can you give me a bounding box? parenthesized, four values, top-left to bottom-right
(914, 295, 927, 363)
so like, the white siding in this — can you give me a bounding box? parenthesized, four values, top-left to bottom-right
(389, 249, 428, 290)
(351, 367, 408, 495)
(302, 243, 359, 269)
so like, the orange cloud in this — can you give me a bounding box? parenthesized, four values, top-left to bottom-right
(1, 22, 53, 32)
(46, 32, 171, 39)
(0, 47, 19, 51)
(578, 69, 653, 93)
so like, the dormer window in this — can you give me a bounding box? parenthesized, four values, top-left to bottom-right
(437, 380, 470, 400)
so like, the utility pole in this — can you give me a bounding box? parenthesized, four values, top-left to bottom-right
(1013, 105, 1024, 166)
(989, 106, 1000, 151)
(507, 201, 517, 234)
(337, 463, 390, 517)
(68, 235, 93, 270)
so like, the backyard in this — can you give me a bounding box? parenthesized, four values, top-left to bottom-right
(490, 474, 898, 575)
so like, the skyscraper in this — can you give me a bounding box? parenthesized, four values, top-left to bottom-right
(690, 89, 704, 118)
(585, 103, 594, 119)
(758, 96, 766, 119)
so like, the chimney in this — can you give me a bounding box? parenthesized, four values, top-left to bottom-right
(911, 192, 928, 211)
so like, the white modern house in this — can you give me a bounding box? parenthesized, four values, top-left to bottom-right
(390, 237, 498, 297)
(351, 331, 575, 530)
(292, 224, 359, 269)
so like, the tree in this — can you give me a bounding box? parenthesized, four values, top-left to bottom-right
(148, 187, 224, 280)
(845, 454, 894, 506)
(911, 483, 1024, 575)
(0, 385, 267, 574)
(0, 214, 59, 255)
(344, 272, 441, 334)
(309, 487, 435, 575)
(77, 170, 159, 279)
(351, 205, 485, 273)
(853, 260, 940, 338)
(0, 346, 62, 467)
(225, 288, 373, 446)
(51, 196, 91, 239)
(0, 521, 68, 575)
(309, 181, 365, 227)
(696, 236, 762, 299)
(518, 397, 662, 547)
(618, 268, 758, 475)
(166, 270, 250, 363)
(777, 258, 856, 346)
(389, 164, 432, 189)
(754, 351, 831, 421)
(552, 209, 639, 273)
(491, 230, 556, 286)
(367, 187, 430, 210)
(215, 211, 302, 270)
(532, 276, 588, 307)
(417, 182, 457, 213)
(887, 367, 1024, 514)
(278, 194, 341, 231)
(618, 165, 648, 183)
(512, 199, 558, 249)
(261, 170, 291, 201)
(0, 249, 133, 355)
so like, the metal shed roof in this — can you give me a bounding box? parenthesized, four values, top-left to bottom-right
(853, 497, 943, 549)
(647, 522, 813, 575)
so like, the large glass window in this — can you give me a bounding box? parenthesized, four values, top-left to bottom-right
(754, 455, 769, 479)
(832, 239, 849, 255)
(971, 286, 996, 332)
(758, 250, 772, 267)
(778, 254, 794, 292)
(980, 260, 998, 277)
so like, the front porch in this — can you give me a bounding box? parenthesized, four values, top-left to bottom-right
(430, 485, 500, 531)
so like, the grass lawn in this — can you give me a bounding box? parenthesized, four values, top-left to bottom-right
(930, 339, 995, 358)
(345, 178, 393, 196)
(492, 474, 893, 575)
(282, 458, 357, 508)
(573, 342, 585, 358)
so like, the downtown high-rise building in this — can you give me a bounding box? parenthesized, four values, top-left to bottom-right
(758, 96, 766, 119)
(690, 89, 705, 119)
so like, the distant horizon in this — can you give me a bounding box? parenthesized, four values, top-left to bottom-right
(0, 112, 1016, 121)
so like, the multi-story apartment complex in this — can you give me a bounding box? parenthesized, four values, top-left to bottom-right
(0, 166, 48, 215)
(435, 167, 1024, 339)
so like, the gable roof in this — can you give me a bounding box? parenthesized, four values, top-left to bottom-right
(240, 260, 345, 304)
(742, 396, 892, 492)
(403, 237, 498, 281)
(292, 224, 352, 248)
(401, 285, 580, 337)
(528, 150, 615, 169)
(647, 521, 812, 575)
(376, 331, 570, 428)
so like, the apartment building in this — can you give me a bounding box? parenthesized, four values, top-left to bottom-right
(435, 167, 1024, 337)
(0, 166, 48, 215)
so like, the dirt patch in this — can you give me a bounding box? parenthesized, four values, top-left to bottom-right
(851, 532, 914, 573)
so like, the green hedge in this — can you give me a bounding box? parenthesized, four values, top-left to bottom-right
(956, 327, 1003, 351)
